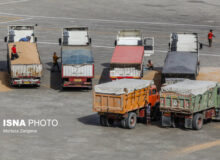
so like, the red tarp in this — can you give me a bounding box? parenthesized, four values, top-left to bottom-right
(111, 46, 144, 64)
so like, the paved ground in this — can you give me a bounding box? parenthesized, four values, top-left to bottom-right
(0, 0, 220, 160)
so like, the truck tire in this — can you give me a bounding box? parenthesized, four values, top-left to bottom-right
(192, 113, 203, 130)
(100, 115, 106, 126)
(120, 119, 126, 128)
(100, 115, 114, 127)
(125, 112, 137, 129)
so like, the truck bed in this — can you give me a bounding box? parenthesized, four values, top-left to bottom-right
(8, 42, 41, 64)
(162, 51, 198, 79)
(93, 79, 152, 114)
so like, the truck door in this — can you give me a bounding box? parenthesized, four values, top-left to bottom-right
(143, 37, 154, 57)
(149, 87, 158, 107)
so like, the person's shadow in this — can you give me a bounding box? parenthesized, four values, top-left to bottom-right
(46, 62, 62, 90)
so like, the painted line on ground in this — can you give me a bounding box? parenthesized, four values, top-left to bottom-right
(0, 17, 32, 24)
(0, 12, 219, 28)
(174, 140, 220, 155)
(0, 0, 29, 5)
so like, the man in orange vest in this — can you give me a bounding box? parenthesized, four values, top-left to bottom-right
(208, 30, 215, 47)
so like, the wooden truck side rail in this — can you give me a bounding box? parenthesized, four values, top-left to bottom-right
(93, 86, 150, 115)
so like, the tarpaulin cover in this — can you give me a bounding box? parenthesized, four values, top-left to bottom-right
(95, 79, 153, 95)
(162, 52, 198, 74)
(111, 46, 144, 64)
(62, 47, 94, 65)
(161, 80, 217, 95)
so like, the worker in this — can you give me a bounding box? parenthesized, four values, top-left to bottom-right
(208, 30, 215, 47)
(11, 45, 19, 60)
(52, 52, 60, 72)
(19, 36, 31, 42)
(147, 60, 154, 70)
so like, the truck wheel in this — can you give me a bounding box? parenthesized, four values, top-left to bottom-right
(126, 112, 137, 129)
(193, 113, 203, 130)
(120, 119, 126, 128)
(100, 115, 114, 127)
(100, 115, 106, 126)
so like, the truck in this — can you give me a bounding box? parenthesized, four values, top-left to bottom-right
(160, 80, 220, 130)
(5, 25, 42, 86)
(59, 27, 94, 89)
(110, 46, 144, 80)
(93, 79, 160, 129)
(162, 33, 200, 84)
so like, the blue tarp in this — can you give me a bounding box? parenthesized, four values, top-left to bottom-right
(62, 49, 94, 65)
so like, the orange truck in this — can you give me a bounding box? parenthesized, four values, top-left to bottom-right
(93, 79, 160, 129)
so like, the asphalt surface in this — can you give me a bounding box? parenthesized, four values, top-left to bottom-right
(0, 0, 220, 160)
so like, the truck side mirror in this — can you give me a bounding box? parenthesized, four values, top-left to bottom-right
(114, 40, 117, 46)
(35, 24, 38, 26)
(4, 36, 7, 42)
(59, 38, 62, 45)
(89, 38, 92, 44)
(35, 37, 37, 42)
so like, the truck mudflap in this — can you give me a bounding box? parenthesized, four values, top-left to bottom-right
(12, 78, 40, 85)
(184, 116, 193, 129)
(162, 113, 172, 127)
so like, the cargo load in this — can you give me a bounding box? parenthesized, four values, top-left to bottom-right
(160, 80, 220, 130)
(5, 25, 42, 86)
(162, 33, 200, 84)
(93, 79, 160, 129)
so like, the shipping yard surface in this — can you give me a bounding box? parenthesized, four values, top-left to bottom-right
(0, 0, 220, 160)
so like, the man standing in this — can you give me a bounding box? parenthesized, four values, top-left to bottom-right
(52, 52, 60, 72)
(147, 60, 154, 70)
(11, 45, 19, 60)
(208, 30, 215, 47)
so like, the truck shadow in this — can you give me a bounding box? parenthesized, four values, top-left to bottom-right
(78, 114, 100, 126)
(98, 68, 112, 84)
(0, 61, 7, 71)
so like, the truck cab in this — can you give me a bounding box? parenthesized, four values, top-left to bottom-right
(59, 27, 94, 89)
(148, 85, 159, 107)
(143, 37, 154, 57)
(5, 25, 37, 43)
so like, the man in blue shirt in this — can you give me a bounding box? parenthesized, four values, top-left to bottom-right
(19, 36, 31, 42)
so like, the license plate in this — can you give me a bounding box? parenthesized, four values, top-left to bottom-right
(74, 79, 82, 82)
(24, 81, 30, 84)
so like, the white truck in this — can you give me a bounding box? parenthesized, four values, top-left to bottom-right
(5, 25, 42, 86)
(59, 27, 94, 89)
(115, 30, 154, 55)
(162, 33, 200, 84)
